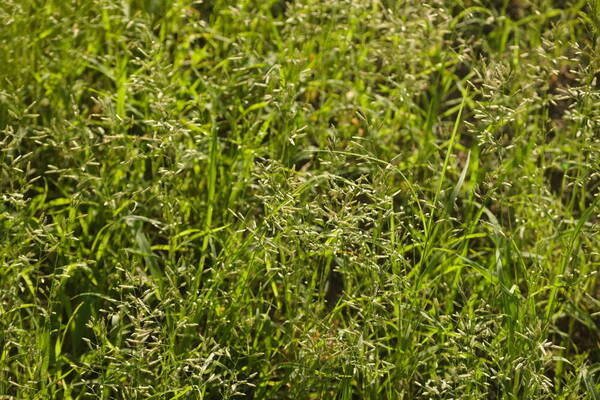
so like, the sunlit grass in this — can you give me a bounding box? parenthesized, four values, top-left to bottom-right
(1, 0, 599, 398)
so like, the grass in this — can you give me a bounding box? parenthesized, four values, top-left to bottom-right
(0, 0, 599, 398)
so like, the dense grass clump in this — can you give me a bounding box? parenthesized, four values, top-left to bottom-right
(1, 0, 599, 398)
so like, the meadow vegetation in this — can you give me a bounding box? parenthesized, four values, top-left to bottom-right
(1, 0, 599, 398)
